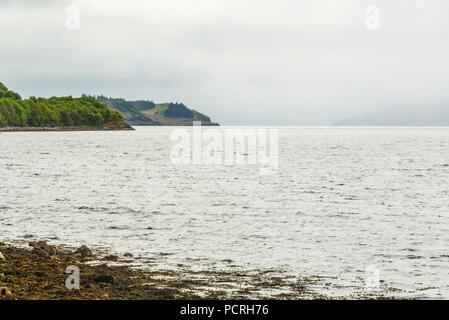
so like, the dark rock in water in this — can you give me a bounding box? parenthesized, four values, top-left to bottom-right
(104, 255, 118, 261)
(23, 234, 34, 239)
(124, 252, 133, 258)
(74, 245, 93, 257)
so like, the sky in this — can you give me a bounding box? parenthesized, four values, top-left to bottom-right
(1, 0, 449, 125)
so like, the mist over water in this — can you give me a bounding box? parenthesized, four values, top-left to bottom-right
(1, 127, 449, 298)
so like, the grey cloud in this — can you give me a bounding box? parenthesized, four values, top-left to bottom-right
(1, 0, 449, 125)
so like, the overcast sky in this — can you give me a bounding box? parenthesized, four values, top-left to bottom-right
(1, 0, 449, 125)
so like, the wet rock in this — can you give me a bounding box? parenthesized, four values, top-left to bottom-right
(33, 247, 46, 256)
(93, 274, 115, 284)
(29, 240, 47, 249)
(74, 245, 93, 257)
(0, 251, 5, 261)
(124, 252, 133, 258)
(29, 241, 57, 256)
(29, 241, 46, 252)
(56, 248, 72, 256)
(105, 255, 118, 261)
(0, 273, 5, 279)
(48, 246, 57, 256)
(0, 287, 12, 296)
(34, 271, 47, 277)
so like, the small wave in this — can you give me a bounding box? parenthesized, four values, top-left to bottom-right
(108, 226, 130, 230)
(77, 206, 94, 210)
(406, 255, 423, 260)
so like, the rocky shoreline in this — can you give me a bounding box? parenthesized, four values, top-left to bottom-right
(0, 241, 401, 300)
(0, 125, 135, 132)
(0, 241, 205, 300)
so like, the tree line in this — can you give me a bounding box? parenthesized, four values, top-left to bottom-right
(0, 83, 123, 127)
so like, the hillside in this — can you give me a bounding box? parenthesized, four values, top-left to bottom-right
(95, 97, 160, 126)
(96, 96, 219, 126)
(0, 83, 132, 130)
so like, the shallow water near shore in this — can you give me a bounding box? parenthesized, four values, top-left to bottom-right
(1, 126, 449, 299)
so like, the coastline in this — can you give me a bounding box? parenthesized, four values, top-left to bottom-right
(0, 240, 399, 300)
(0, 125, 135, 132)
(131, 122, 220, 126)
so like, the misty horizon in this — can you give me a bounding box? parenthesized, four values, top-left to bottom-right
(1, 0, 449, 125)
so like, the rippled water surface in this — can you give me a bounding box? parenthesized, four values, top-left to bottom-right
(1, 127, 449, 298)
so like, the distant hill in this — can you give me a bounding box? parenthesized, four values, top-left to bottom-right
(0, 83, 131, 130)
(95, 96, 219, 126)
(335, 105, 449, 126)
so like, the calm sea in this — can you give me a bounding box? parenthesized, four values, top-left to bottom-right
(1, 126, 449, 298)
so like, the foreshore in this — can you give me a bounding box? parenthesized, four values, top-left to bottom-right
(0, 241, 318, 300)
(0, 241, 398, 300)
(0, 125, 135, 132)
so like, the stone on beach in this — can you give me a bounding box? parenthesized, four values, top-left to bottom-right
(0, 287, 12, 296)
(29, 241, 57, 256)
(29, 241, 47, 250)
(56, 248, 73, 256)
(92, 273, 115, 284)
(74, 245, 93, 257)
(28, 241, 75, 257)
(0, 251, 5, 261)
